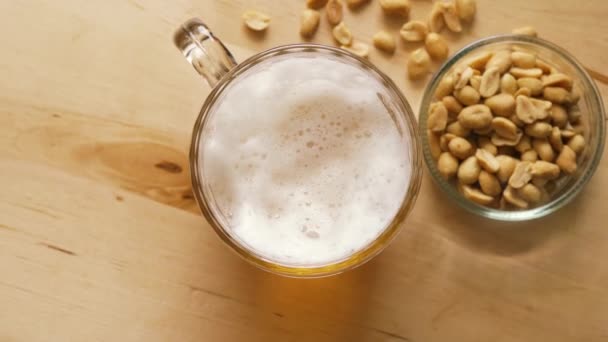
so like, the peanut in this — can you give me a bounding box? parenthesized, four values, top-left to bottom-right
(455, 67, 474, 89)
(479, 171, 502, 196)
(466, 51, 493, 71)
(443, 96, 463, 114)
(448, 136, 475, 159)
(549, 126, 563, 152)
(373, 30, 396, 53)
(500, 73, 518, 95)
(524, 122, 552, 138)
(521, 150, 538, 162)
(455, 86, 481, 106)
(543, 87, 570, 104)
(346, 0, 370, 8)
(515, 134, 532, 153)
(519, 183, 542, 204)
(504, 185, 528, 208)
(458, 156, 481, 184)
(476, 148, 500, 173)
(428, 1, 445, 33)
(496, 155, 517, 183)
(332, 22, 352, 46)
(536, 59, 552, 74)
(491, 117, 519, 140)
(446, 121, 471, 137)
(510, 67, 543, 79)
(242, 10, 271, 31)
(438, 152, 459, 179)
(517, 77, 543, 96)
(326, 0, 344, 25)
(380, 0, 410, 16)
(550, 104, 569, 128)
(511, 51, 536, 69)
(509, 161, 533, 189)
(441, 1, 462, 33)
(456, 0, 476, 22)
(462, 184, 494, 205)
(542, 73, 573, 90)
(407, 48, 431, 80)
(440, 133, 457, 151)
(300, 9, 321, 38)
(514, 87, 531, 98)
(307, 0, 329, 9)
(425, 33, 449, 60)
(435, 75, 455, 99)
(479, 136, 498, 155)
(532, 138, 555, 162)
(458, 104, 492, 129)
(556, 146, 577, 174)
(487, 50, 512, 74)
(400, 20, 428, 42)
(428, 130, 442, 159)
(512, 26, 537, 37)
(479, 67, 501, 98)
(428, 102, 449, 132)
(567, 134, 585, 154)
(491, 131, 522, 147)
(516, 95, 551, 123)
(470, 75, 482, 91)
(531, 161, 560, 179)
(485, 93, 515, 117)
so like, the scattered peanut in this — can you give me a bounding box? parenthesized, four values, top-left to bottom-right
(300, 9, 321, 38)
(455, 0, 476, 23)
(441, 1, 462, 33)
(326, 0, 344, 26)
(341, 41, 370, 58)
(425, 33, 449, 60)
(332, 22, 352, 46)
(373, 30, 396, 53)
(407, 48, 431, 79)
(428, 2, 445, 33)
(379, 0, 410, 16)
(242, 10, 271, 31)
(400, 21, 429, 42)
(307, 0, 329, 9)
(512, 26, 537, 37)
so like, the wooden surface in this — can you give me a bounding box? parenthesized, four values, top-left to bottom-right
(1, 1, 608, 341)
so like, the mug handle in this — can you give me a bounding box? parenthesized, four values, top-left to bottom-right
(173, 18, 237, 87)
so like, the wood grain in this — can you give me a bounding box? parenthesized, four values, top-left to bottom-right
(1, 1, 607, 341)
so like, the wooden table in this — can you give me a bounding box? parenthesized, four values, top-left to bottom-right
(1, 1, 607, 341)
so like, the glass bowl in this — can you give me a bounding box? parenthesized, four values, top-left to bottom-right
(419, 35, 606, 221)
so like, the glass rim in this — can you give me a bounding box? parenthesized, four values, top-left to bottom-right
(419, 34, 606, 221)
(189, 43, 423, 277)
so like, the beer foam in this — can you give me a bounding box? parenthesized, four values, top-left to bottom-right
(201, 54, 412, 267)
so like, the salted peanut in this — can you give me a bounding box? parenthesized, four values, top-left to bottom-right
(429, 2, 445, 32)
(516, 95, 551, 123)
(446, 121, 470, 137)
(521, 150, 538, 162)
(491, 131, 522, 147)
(466, 51, 493, 70)
(428, 130, 442, 159)
(456, 0, 476, 22)
(515, 134, 531, 152)
(440, 1, 462, 33)
(242, 10, 271, 31)
(435, 75, 455, 99)
(561, 127, 576, 139)
(400, 21, 428, 42)
(326, 0, 344, 25)
(519, 183, 542, 203)
(531, 160, 560, 179)
(568, 134, 585, 154)
(373, 30, 396, 53)
(307, 0, 329, 9)
(462, 184, 494, 205)
(543, 87, 570, 104)
(533, 138, 555, 162)
(514, 87, 531, 98)
(478, 171, 501, 196)
(458, 156, 481, 184)
(455, 67, 474, 89)
(458, 104, 492, 129)
(448, 136, 475, 159)
(500, 73, 518, 95)
(425, 33, 449, 60)
(440, 133, 458, 151)
(556, 145, 577, 174)
(509, 161, 533, 189)
(549, 127, 563, 152)
(491, 117, 519, 140)
(512, 26, 537, 37)
(496, 155, 517, 183)
(455, 86, 481, 106)
(469, 75, 482, 91)
(479, 136, 498, 155)
(569, 90, 581, 105)
(536, 59, 552, 74)
(443, 96, 463, 114)
(510, 113, 526, 128)
(300, 9, 321, 38)
(479, 67, 501, 98)
(510, 67, 543, 79)
(341, 41, 369, 58)
(511, 51, 536, 69)
(524, 122, 552, 138)
(332, 22, 352, 46)
(485, 93, 515, 117)
(542, 73, 573, 90)
(504, 185, 528, 208)
(407, 48, 431, 79)
(438, 152, 459, 179)
(568, 109, 582, 124)
(487, 50, 512, 74)
(380, 0, 410, 16)
(428, 102, 449, 132)
(476, 149, 500, 173)
(517, 77, 543, 96)
(532, 177, 549, 188)
(474, 126, 493, 136)
(550, 104, 568, 128)
(346, 0, 370, 8)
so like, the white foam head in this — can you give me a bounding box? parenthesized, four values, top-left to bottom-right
(200, 52, 412, 267)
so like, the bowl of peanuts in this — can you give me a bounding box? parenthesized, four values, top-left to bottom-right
(420, 35, 606, 221)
